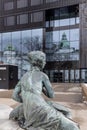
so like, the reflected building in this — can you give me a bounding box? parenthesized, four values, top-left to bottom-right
(0, 0, 87, 82)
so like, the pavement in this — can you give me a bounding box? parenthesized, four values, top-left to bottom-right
(0, 83, 87, 130)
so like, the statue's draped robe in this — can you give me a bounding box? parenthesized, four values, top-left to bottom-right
(12, 69, 80, 130)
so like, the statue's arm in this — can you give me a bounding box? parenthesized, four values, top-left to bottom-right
(12, 81, 22, 103)
(42, 74, 54, 98)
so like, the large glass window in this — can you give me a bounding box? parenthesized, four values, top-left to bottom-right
(46, 28, 79, 62)
(22, 30, 31, 54)
(2, 32, 12, 64)
(46, 5, 79, 28)
(17, 0, 28, 8)
(45, 5, 80, 83)
(0, 29, 43, 79)
(45, 5, 79, 63)
(31, 29, 43, 50)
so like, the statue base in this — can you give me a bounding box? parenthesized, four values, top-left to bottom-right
(0, 104, 23, 130)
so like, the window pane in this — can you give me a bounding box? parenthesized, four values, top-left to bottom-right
(12, 31, 21, 53)
(46, 21, 49, 27)
(70, 18, 75, 25)
(60, 30, 69, 41)
(60, 19, 69, 26)
(22, 30, 31, 73)
(31, 29, 43, 50)
(2, 32, 12, 64)
(4, 16, 15, 26)
(22, 30, 31, 53)
(4, 1, 14, 10)
(76, 17, 79, 24)
(54, 20, 60, 27)
(70, 29, 79, 41)
(17, 14, 28, 24)
(70, 70, 74, 82)
(75, 70, 79, 82)
(65, 70, 69, 82)
(31, 12, 43, 22)
(17, 0, 28, 8)
(2, 33, 11, 51)
(70, 41, 79, 60)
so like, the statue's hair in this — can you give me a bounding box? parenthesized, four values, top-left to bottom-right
(27, 51, 46, 69)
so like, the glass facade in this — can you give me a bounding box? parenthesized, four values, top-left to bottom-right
(0, 1, 86, 83)
(46, 28, 79, 62)
(45, 5, 81, 83)
(46, 5, 79, 28)
(0, 29, 43, 79)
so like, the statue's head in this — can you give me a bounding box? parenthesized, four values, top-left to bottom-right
(28, 51, 46, 69)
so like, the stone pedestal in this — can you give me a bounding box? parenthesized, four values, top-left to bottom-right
(0, 104, 23, 130)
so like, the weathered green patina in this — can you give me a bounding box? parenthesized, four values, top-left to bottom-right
(9, 51, 80, 130)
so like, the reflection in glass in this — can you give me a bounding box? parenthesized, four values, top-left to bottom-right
(60, 30, 69, 41)
(31, 29, 43, 50)
(54, 20, 59, 27)
(60, 19, 69, 26)
(76, 17, 79, 24)
(22, 30, 31, 54)
(45, 5, 79, 28)
(46, 28, 79, 62)
(0, 29, 43, 79)
(70, 18, 75, 25)
(12, 31, 22, 78)
(46, 21, 49, 27)
(65, 70, 69, 82)
(70, 29, 79, 41)
(2, 32, 11, 51)
(2, 32, 15, 64)
(12, 31, 21, 54)
(75, 70, 79, 82)
(70, 70, 74, 82)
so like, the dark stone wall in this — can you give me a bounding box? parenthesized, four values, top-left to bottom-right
(80, 3, 87, 68)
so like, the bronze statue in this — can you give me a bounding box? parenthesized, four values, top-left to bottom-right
(9, 51, 80, 130)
